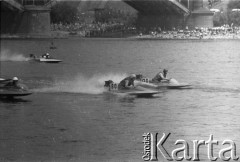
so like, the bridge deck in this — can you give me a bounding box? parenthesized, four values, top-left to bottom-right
(0, 0, 24, 11)
(123, 0, 189, 15)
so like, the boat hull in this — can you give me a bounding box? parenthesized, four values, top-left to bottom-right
(39, 58, 62, 63)
(29, 58, 62, 63)
(0, 80, 32, 98)
(0, 90, 32, 97)
(105, 82, 160, 97)
(135, 80, 192, 89)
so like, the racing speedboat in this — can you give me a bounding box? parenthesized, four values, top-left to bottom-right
(135, 76, 192, 89)
(0, 78, 32, 98)
(104, 80, 160, 97)
(28, 54, 62, 63)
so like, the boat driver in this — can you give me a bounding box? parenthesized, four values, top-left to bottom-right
(42, 53, 50, 59)
(118, 74, 136, 90)
(152, 69, 169, 83)
(45, 53, 50, 59)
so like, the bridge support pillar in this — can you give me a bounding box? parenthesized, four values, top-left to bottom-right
(186, 12, 213, 29)
(186, 0, 214, 29)
(17, 6, 50, 37)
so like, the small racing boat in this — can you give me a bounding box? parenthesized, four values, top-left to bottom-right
(28, 54, 62, 63)
(104, 80, 160, 97)
(37, 57, 62, 63)
(0, 78, 32, 98)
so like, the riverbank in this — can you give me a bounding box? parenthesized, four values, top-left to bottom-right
(0, 31, 68, 39)
(1, 30, 240, 40)
(130, 33, 240, 40)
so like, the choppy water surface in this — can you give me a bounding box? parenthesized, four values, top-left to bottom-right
(0, 38, 240, 162)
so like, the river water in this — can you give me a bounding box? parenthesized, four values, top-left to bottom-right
(0, 38, 240, 162)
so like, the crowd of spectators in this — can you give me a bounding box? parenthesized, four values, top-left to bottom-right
(51, 22, 240, 39)
(137, 25, 240, 39)
(51, 21, 136, 37)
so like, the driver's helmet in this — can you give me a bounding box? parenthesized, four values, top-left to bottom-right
(46, 53, 49, 56)
(163, 69, 168, 73)
(13, 77, 18, 81)
(130, 74, 136, 79)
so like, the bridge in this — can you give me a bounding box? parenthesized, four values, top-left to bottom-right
(124, 0, 190, 15)
(124, 0, 213, 29)
(1, 0, 52, 37)
(1, 0, 213, 37)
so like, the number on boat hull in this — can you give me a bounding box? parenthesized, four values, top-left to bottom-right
(109, 83, 118, 91)
(141, 78, 150, 83)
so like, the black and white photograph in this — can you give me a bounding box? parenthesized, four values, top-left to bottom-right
(0, 0, 240, 161)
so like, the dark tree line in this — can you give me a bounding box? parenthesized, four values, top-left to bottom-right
(50, 2, 78, 24)
(227, 0, 240, 26)
(94, 7, 136, 25)
(50, 1, 136, 25)
(213, 0, 240, 26)
(227, 0, 240, 9)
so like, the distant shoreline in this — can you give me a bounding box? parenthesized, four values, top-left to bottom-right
(1, 32, 240, 40)
(130, 35, 240, 40)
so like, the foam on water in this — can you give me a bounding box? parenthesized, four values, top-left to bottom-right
(33, 73, 127, 94)
(0, 49, 29, 61)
